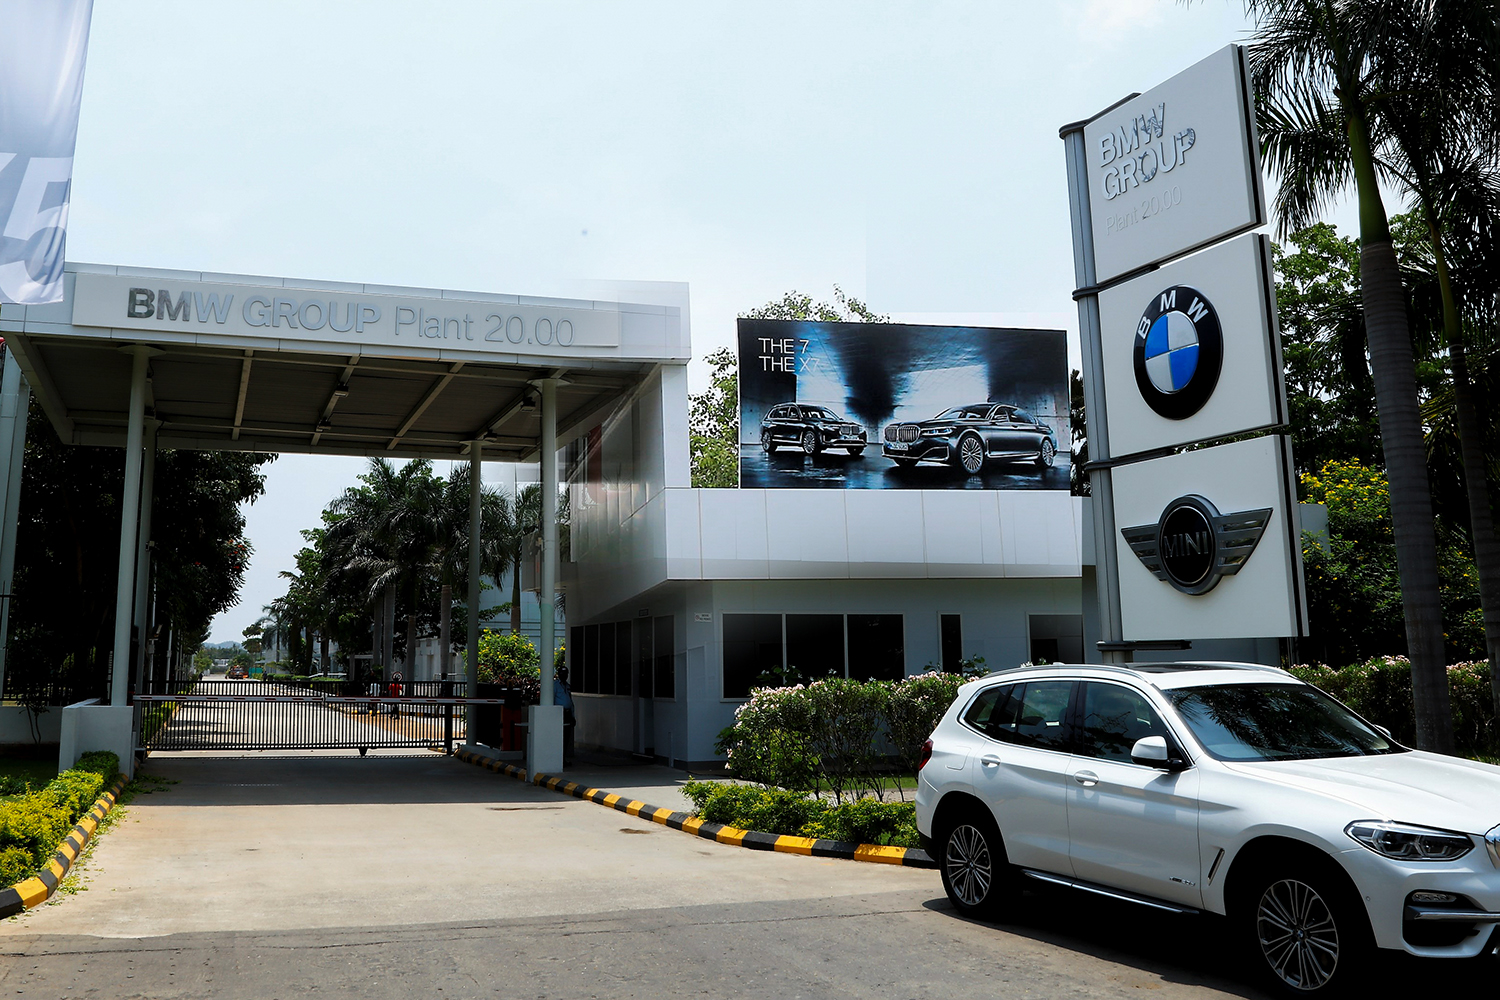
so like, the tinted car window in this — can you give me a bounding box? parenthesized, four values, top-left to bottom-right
(1078, 682, 1166, 763)
(937, 405, 990, 420)
(1012, 681, 1073, 750)
(1012, 408, 1035, 424)
(962, 685, 1012, 734)
(1170, 684, 1404, 761)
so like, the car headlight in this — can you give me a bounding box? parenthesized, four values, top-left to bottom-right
(921, 426, 954, 437)
(1346, 820, 1475, 861)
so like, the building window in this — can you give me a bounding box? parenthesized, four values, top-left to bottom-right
(939, 614, 963, 673)
(597, 622, 616, 695)
(722, 613, 783, 698)
(569, 626, 584, 690)
(847, 614, 905, 682)
(583, 623, 600, 693)
(637, 617, 653, 698)
(1028, 614, 1084, 664)
(653, 615, 675, 700)
(721, 613, 905, 697)
(785, 614, 844, 685)
(615, 621, 633, 696)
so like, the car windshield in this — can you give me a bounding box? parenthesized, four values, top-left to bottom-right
(802, 407, 835, 420)
(1169, 683, 1406, 761)
(936, 405, 990, 420)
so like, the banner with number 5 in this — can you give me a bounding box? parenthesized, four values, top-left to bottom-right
(0, 0, 93, 304)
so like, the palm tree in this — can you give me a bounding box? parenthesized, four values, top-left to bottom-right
(1248, 0, 1454, 750)
(1368, 3, 1500, 721)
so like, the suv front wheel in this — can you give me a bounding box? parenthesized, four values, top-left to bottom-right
(1241, 861, 1372, 997)
(939, 807, 1012, 919)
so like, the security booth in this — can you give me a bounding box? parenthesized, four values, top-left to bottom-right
(0, 263, 689, 775)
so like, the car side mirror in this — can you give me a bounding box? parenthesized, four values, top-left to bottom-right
(1131, 735, 1187, 771)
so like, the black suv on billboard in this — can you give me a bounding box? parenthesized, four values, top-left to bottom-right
(882, 403, 1057, 474)
(760, 404, 869, 456)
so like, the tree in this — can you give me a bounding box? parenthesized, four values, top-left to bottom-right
(689, 348, 739, 488)
(1249, 0, 1454, 751)
(6, 397, 270, 700)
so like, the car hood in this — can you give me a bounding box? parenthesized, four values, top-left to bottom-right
(1224, 751, 1500, 835)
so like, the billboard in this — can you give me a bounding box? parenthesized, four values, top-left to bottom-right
(738, 319, 1068, 490)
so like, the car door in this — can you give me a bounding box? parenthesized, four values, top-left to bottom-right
(770, 405, 792, 442)
(983, 405, 1019, 456)
(1065, 681, 1202, 908)
(967, 679, 1076, 876)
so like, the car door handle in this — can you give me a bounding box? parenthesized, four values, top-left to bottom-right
(979, 754, 1002, 767)
(1073, 770, 1099, 787)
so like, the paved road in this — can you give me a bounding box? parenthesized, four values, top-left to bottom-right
(0, 753, 1488, 998)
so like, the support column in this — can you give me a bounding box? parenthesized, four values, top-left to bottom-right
(465, 439, 483, 747)
(131, 420, 158, 691)
(110, 346, 152, 705)
(0, 352, 31, 699)
(527, 377, 564, 774)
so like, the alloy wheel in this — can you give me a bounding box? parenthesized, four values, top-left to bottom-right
(801, 430, 819, 454)
(1256, 878, 1340, 992)
(761, 429, 775, 453)
(1038, 438, 1055, 468)
(959, 435, 984, 474)
(945, 823, 992, 907)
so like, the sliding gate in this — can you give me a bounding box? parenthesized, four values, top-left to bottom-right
(135, 678, 503, 754)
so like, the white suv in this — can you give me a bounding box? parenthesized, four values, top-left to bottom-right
(915, 662, 1500, 996)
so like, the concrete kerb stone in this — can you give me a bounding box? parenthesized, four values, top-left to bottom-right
(452, 747, 936, 869)
(0, 775, 129, 918)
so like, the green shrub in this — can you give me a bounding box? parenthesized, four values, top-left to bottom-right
(681, 780, 919, 848)
(1288, 656, 1496, 753)
(0, 757, 119, 888)
(885, 672, 966, 775)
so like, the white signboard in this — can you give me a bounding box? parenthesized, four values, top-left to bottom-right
(1084, 45, 1265, 284)
(1098, 233, 1285, 460)
(69, 272, 621, 357)
(1112, 435, 1307, 641)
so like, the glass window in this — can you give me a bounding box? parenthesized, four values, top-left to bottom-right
(1012, 408, 1035, 424)
(569, 626, 584, 690)
(615, 621, 633, 696)
(940, 614, 963, 673)
(583, 623, 600, 694)
(786, 614, 844, 685)
(937, 405, 990, 420)
(1170, 684, 1403, 761)
(598, 623, 616, 695)
(963, 685, 1015, 737)
(636, 618, 653, 699)
(1078, 682, 1166, 763)
(723, 614, 783, 698)
(653, 616, 675, 700)
(1012, 681, 1073, 751)
(847, 614, 904, 682)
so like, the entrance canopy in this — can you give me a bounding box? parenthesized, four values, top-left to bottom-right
(0, 264, 689, 461)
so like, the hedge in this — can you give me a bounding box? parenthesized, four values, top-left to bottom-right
(0, 751, 119, 887)
(1288, 656, 1496, 754)
(683, 780, 920, 848)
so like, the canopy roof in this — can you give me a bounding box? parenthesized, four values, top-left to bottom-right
(0, 264, 688, 460)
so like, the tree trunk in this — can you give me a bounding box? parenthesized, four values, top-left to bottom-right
(404, 579, 417, 679)
(510, 552, 522, 634)
(1427, 221, 1500, 726)
(440, 582, 452, 679)
(1348, 109, 1454, 753)
(321, 619, 330, 673)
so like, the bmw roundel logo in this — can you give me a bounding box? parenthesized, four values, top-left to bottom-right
(1132, 285, 1223, 420)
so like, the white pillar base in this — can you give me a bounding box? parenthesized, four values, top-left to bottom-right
(58, 700, 136, 778)
(526, 704, 565, 776)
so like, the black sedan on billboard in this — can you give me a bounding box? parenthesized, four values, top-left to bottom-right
(761, 403, 869, 455)
(882, 403, 1057, 474)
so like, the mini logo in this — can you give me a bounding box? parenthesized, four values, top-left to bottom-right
(1121, 495, 1271, 595)
(1132, 285, 1222, 419)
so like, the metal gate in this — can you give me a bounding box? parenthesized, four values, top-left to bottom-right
(135, 678, 512, 754)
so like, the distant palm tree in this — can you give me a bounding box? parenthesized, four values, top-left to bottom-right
(1249, 0, 1455, 751)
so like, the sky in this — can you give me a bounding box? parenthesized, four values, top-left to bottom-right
(53, 1, 1364, 644)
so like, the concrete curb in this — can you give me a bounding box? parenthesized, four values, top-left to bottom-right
(0, 775, 129, 918)
(453, 747, 936, 869)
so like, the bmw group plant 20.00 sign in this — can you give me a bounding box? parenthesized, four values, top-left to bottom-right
(1083, 44, 1265, 284)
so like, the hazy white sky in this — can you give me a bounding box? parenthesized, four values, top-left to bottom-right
(54, 1, 1359, 643)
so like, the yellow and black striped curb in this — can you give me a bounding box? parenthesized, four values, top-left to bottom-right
(0, 775, 128, 918)
(453, 747, 936, 869)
